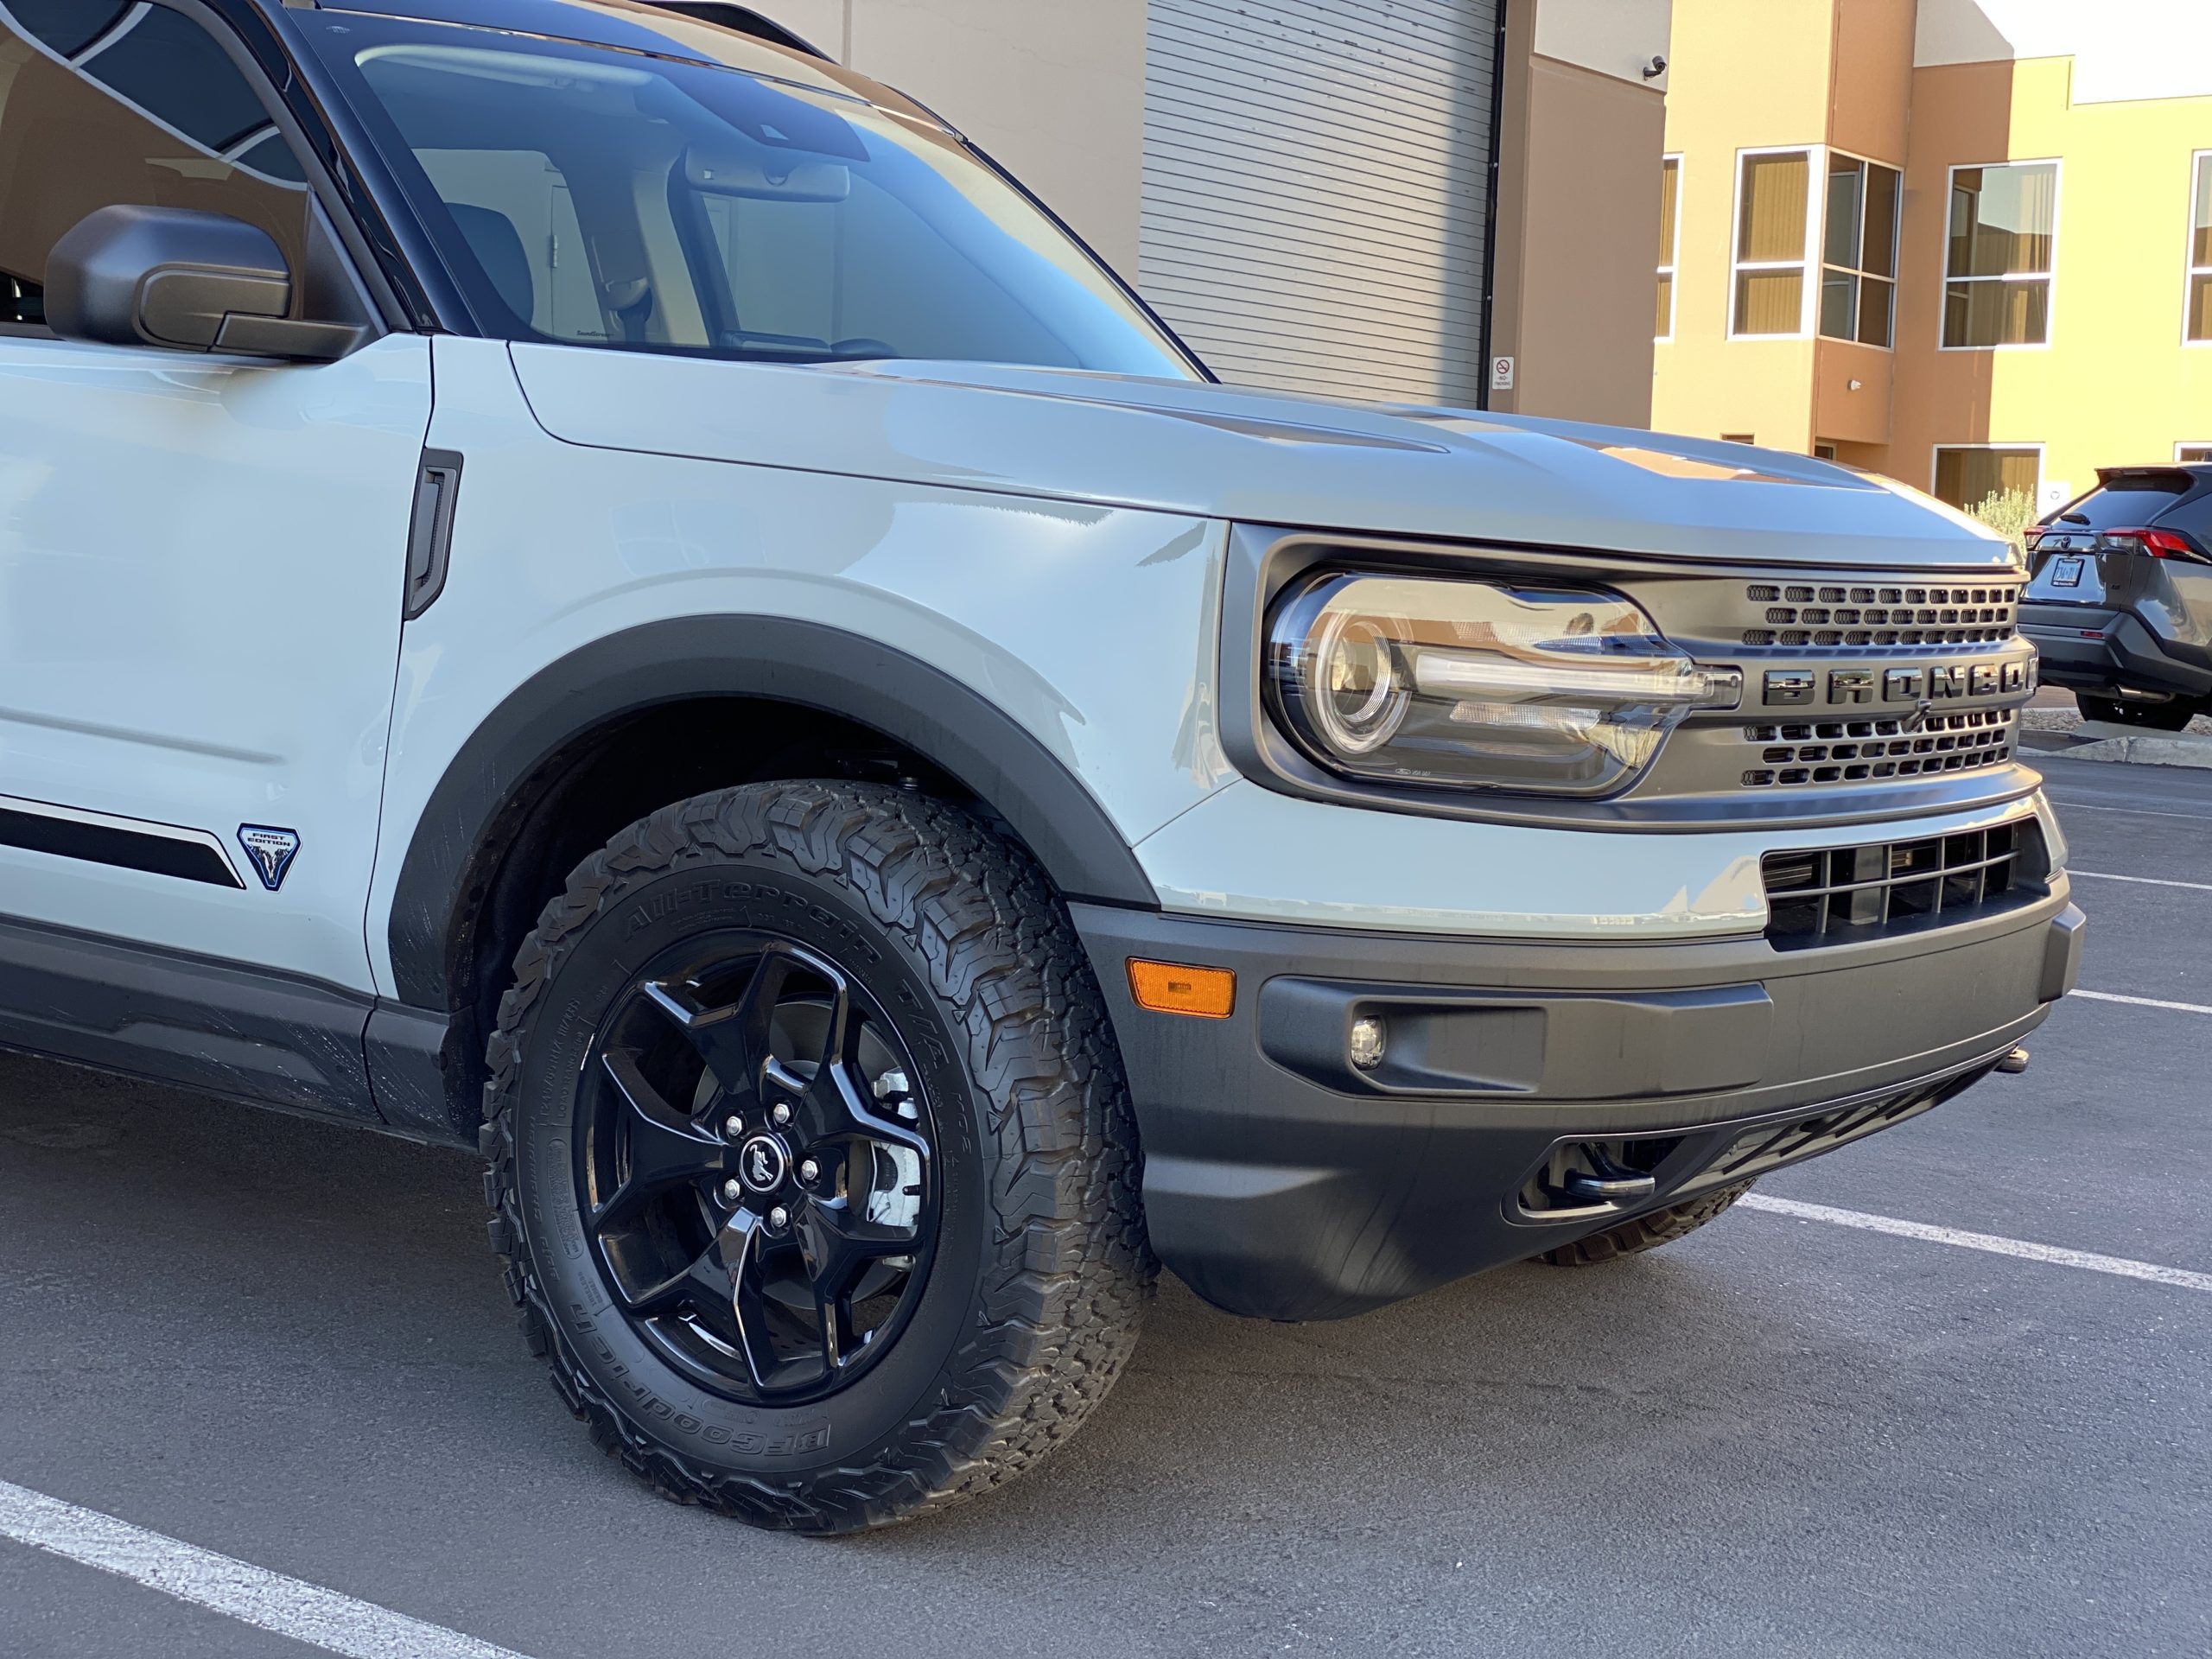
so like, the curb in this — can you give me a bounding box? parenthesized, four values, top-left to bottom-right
(2021, 724, 2212, 771)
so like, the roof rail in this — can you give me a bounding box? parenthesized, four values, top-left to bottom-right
(641, 3, 833, 61)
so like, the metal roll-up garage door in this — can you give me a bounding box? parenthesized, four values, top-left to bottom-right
(1140, 0, 1500, 408)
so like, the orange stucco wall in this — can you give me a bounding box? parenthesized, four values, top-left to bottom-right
(1655, 5, 2212, 502)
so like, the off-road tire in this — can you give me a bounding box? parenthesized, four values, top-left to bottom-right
(480, 780, 1154, 1533)
(1536, 1180, 1754, 1267)
(2075, 691, 2201, 730)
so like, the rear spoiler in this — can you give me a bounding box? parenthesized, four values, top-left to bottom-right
(2094, 465, 2198, 492)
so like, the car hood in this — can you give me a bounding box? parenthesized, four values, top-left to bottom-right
(509, 347, 2017, 571)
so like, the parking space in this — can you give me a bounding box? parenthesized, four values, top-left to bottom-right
(1, 753, 2207, 1658)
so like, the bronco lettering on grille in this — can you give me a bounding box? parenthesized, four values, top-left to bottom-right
(1766, 657, 2028, 709)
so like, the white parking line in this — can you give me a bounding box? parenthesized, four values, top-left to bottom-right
(2072, 988, 2212, 1016)
(2069, 869, 2212, 893)
(1739, 1195, 2212, 1294)
(2044, 798, 2208, 823)
(0, 1479, 532, 1659)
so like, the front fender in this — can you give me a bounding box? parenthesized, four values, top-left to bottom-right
(382, 615, 1163, 1010)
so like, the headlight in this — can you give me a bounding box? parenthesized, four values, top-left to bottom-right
(1264, 572, 1738, 797)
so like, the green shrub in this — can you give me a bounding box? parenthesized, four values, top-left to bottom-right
(1967, 486, 2038, 555)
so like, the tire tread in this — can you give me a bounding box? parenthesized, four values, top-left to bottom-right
(480, 781, 1154, 1533)
(1537, 1180, 1754, 1268)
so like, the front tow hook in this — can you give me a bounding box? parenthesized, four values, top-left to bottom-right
(1560, 1154, 1658, 1205)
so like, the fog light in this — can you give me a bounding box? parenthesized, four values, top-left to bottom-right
(1348, 1015, 1387, 1071)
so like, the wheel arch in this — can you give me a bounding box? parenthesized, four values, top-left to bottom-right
(386, 614, 1156, 1006)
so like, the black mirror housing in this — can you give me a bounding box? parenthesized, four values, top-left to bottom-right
(44, 205, 365, 361)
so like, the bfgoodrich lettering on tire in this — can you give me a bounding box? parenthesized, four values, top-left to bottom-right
(480, 780, 1153, 1533)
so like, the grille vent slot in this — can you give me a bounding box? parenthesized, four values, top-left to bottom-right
(1737, 582, 2019, 649)
(1739, 709, 2014, 788)
(1760, 819, 2042, 945)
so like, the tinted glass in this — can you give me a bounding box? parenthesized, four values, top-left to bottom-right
(1738, 152, 1807, 262)
(1947, 163, 2056, 277)
(0, 3, 311, 323)
(307, 16, 1194, 375)
(1860, 163, 1898, 278)
(2048, 474, 2194, 531)
(1943, 276, 2049, 348)
(6, 0, 135, 59)
(1934, 448, 2038, 511)
(2194, 153, 2211, 268)
(2158, 490, 2212, 537)
(1823, 156, 1861, 268)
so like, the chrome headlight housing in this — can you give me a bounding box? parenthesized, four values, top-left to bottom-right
(1263, 572, 1738, 798)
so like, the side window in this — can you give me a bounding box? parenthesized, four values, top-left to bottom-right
(0, 2, 311, 331)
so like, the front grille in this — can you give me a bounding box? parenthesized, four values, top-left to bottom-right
(1739, 708, 2015, 788)
(1738, 582, 2018, 649)
(1761, 817, 2044, 945)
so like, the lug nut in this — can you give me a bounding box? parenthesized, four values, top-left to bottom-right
(767, 1205, 790, 1230)
(721, 1178, 742, 1204)
(722, 1114, 744, 1139)
(799, 1158, 820, 1184)
(771, 1103, 792, 1128)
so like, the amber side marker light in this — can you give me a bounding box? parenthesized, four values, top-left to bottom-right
(1127, 959, 1236, 1019)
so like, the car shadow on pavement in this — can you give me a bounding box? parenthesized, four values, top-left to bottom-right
(3, 1049, 2171, 1658)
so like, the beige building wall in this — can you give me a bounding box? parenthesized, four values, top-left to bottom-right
(768, 0, 1148, 277)
(1649, 0, 1837, 449)
(1491, 0, 1674, 426)
(1885, 53, 2212, 500)
(1655, 0, 2212, 499)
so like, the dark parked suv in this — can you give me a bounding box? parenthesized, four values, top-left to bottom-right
(2020, 465, 2212, 728)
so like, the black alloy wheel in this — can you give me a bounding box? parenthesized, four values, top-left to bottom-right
(482, 780, 1153, 1533)
(582, 935, 937, 1404)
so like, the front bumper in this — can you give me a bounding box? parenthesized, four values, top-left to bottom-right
(1074, 887, 2082, 1320)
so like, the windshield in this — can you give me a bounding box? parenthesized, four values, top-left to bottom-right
(299, 15, 1198, 376)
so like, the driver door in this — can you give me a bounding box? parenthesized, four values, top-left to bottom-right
(0, 7, 429, 1032)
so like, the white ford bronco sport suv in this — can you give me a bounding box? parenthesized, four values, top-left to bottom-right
(0, 0, 2082, 1533)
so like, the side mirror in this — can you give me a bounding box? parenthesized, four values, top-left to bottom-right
(44, 205, 365, 361)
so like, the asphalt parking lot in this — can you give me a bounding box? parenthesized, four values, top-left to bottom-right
(0, 751, 2206, 1659)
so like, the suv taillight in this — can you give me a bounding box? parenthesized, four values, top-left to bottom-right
(2096, 527, 2195, 558)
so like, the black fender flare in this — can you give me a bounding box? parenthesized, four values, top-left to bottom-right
(385, 614, 1159, 1009)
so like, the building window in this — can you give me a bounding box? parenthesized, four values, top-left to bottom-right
(1943, 162, 2057, 347)
(1732, 150, 1810, 335)
(1821, 155, 1899, 347)
(1656, 156, 1680, 340)
(2189, 152, 2211, 342)
(1933, 446, 2040, 510)
(2180, 444, 2212, 463)
(1721, 433, 1756, 444)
